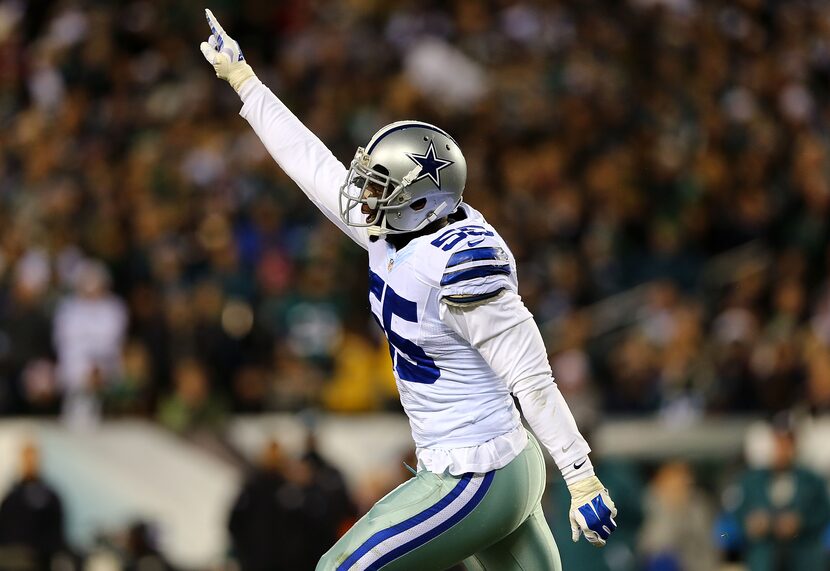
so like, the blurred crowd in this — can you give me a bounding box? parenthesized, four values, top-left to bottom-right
(3, 0, 830, 425)
(1, 417, 828, 571)
(3, 1, 830, 569)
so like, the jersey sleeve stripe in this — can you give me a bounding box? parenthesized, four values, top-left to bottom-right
(440, 265, 512, 286)
(446, 247, 508, 268)
(442, 288, 505, 305)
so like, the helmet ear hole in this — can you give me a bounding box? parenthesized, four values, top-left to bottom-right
(410, 198, 427, 211)
(372, 164, 390, 176)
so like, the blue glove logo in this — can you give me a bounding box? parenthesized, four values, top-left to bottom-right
(578, 495, 617, 540)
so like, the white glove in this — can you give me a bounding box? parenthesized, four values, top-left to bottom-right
(200, 8, 256, 93)
(568, 475, 618, 547)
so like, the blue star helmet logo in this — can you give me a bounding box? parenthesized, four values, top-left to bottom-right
(405, 140, 454, 189)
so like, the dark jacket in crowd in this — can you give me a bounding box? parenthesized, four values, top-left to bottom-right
(0, 476, 66, 567)
(733, 466, 830, 571)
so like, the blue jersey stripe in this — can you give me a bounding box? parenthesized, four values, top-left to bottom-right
(446, 247, 508, 268)
(367, 471, 495, 570)
(369, 269, 384, 301)
(336, 474, 474, 571)
(440, 265, 511, 287)
(443, 288, 505, 305)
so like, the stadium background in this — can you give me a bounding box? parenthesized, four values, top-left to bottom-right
(1, 0, 830, 569)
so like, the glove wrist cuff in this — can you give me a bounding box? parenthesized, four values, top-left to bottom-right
(227, 63, 257, 94)
(567, 473, 603, 500)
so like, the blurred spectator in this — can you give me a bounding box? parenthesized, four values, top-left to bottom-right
(0, 441, 67, 569)
(548, 311, 600, 428)
(605, 332, 660, 414)
(53, 259, 127, 428)
(639, 461, 717, 571)
(729, 417, 830, 571)
(0, 253, 57, 415)
(261, 263, 345, 371)
(802, 348, 830, 416)
(320, 319, 398, 413)
(103, 340, 154, 417)
(228, 440, 290, 571)
(302, 433, 357, 543)
(229, 438, 349, 570)
(268, 339, 326, 410)
(157, 358, 227, 434)
(127, 284, 173, 396)
(123, 520, 174, 571)
(231, 364, 269, 413)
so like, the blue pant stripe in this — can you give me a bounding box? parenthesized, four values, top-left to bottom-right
(366, 470, 495, 570)
(336, 474, 473, 571)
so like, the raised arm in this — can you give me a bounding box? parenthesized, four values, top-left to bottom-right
(200, 9, 369, 250)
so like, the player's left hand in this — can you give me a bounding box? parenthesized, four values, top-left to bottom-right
(568, 475, 617, 547)
(200, 8, 256, 93)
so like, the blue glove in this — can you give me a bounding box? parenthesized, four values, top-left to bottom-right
(568, 475, 618, 547)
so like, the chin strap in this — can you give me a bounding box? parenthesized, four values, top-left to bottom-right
(426, 201, 448, 222)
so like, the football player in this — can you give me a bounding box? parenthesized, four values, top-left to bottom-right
(201, 9, 617, 570)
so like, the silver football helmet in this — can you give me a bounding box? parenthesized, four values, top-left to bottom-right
(339, 120, 467, 236)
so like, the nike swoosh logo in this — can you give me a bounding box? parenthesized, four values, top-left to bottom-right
(561, 441, 575, 453)
(573, 459, 586, 470)
(466, 237, 486, 247)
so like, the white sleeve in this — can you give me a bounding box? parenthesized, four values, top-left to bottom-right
(237, 79, 369, 250)
(439, 291, 594, 484)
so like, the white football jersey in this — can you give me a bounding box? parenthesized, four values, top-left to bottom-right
(239, 80, 591, 478)
(366, 203, 522, 450)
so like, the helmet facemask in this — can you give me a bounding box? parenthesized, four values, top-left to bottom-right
(340, 147, 447, 236)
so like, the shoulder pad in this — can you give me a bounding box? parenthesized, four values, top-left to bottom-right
(419, 223, 515, 301)
(440, 244, 511, 287)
